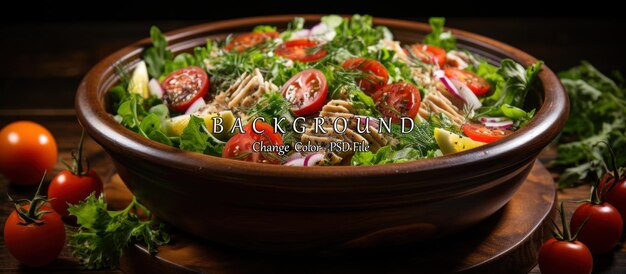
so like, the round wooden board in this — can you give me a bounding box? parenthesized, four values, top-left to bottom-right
(106, 161, 555, 274)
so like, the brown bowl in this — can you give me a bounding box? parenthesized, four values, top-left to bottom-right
(75, 15, 568, 253)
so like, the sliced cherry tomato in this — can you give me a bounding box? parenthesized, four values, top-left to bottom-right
(571, 202, 623, 254)
(224, 31, 278, 52)
(538, 238, 593, 274)
(0, 121, 58, 185)
(275, 39, 327, 62)
(280, 69, 328, 116)
(445, 67, 491, 97)
(342, 58, 389, 94)
(372, 82, 421, 124)
(406, 44, 446, 66)
(162, 66, 209, 112)
(222, 122, 283, 164)
(462, 123, 513, 143)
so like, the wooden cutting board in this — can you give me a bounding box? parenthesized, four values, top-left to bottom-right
(103, 161, 555, 274)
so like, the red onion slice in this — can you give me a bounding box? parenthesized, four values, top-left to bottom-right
(284, 157, 306, 166)
(354, 116, 380, 130)
(437, 74, 465, 102)
(480, 117, 508, 123)
(304, 153, 325, 167)
(483, 120, 514, 129)
(185, 98, 206, 115)
(449, 78, 482, 110)
(148, 78, 163, 98)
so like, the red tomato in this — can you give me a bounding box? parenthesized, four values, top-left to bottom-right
(0, 121, 58, 185)
(444, 67, 491, 97)
(598, 174, 626, 227)
(280, 69, 328, 116)
(275, 39, 327, 62)
(222, 122, 283, 164)
(406, 44, 446, 66)
(372, 82, 421, 124)
(162, 66, 209, 112)
(462, 123, 513, 143)
(224, 31, 278, 52)
(342, 58, 389, 94)
(538, 238, 593, 274)
(570, 202, 623, 254)
(4, 205, 65, 267)
(48, 169, 103, 217)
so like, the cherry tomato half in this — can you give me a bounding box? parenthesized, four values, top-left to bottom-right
(48, 169, 103, 217)
(0, 121, 58, 185)
(462, 123, 513, 143)
(225, 31, 278, 52)
(162, 66, 209, 113)
(406, 44, 446, 66)
(280, 69, 329, 116)
(342, 58, 389, 94)
(538, 238, 593, 274)
(4, 205, 65, 267)
(570, 202, 623, 254)
(445, 67, 491, 97)
(372, 82, 421, 124)
(275, 39, 327, 62)
(222, 122, 283, 164)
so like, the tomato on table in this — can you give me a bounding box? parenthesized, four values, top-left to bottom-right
(0, 121, 57, 185)
(162, 66, 209, 112)
(570, 201, 623, 254)
(280, 69, 328, 116)
(4, 179, 65, 267)
(462, 123, 512, 143)
(406, 44, 447, 66)
(445, 67, 491, 96)
(225, 31, 278, 52)
(342, 58, 389, 94)
(598, 173, 626, 226)
(222, 122, 283, 164)
(275, 39, 327, 62)
(372, 82, 421, 124)
(538, 238, 593, 274)
(48, 131, 103, 218)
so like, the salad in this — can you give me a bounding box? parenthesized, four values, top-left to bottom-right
(107, 15, 543, 166)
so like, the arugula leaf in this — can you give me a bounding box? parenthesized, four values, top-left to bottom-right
(423, 17, 456, 51)
(68, 194, 170, 269)
(352, 146, 422, 166)
(143, 26, 173, 79)
(475, 59, 543, 122)
(179, 115, 210, 153)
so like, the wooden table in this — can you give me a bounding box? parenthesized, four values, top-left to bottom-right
(1, 18, 626, 274)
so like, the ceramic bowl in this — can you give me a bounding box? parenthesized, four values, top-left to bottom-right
(75, 15, 568, 253)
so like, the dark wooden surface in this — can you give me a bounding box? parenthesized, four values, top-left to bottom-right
(114, 161, 553, 274)
(1, 18, 626, 273)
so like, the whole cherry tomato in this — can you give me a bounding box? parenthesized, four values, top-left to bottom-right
(0, 121, 58, 185)
(48, 131, 103, 217)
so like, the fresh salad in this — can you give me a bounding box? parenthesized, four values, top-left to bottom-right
(107, 15, 543, 166)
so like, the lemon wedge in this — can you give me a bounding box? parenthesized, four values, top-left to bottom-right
(129, 61, 150, 98)
(434, 128, 486, 155)
(165, 111, 236, 140)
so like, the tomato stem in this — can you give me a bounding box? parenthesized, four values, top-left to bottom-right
(68, 129, 90, 176)
(8, 172, 52, 225)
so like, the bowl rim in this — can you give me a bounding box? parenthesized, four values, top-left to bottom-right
(76, 15, 569, 181)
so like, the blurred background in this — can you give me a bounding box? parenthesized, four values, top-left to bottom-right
(1, 1, 625, 112)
